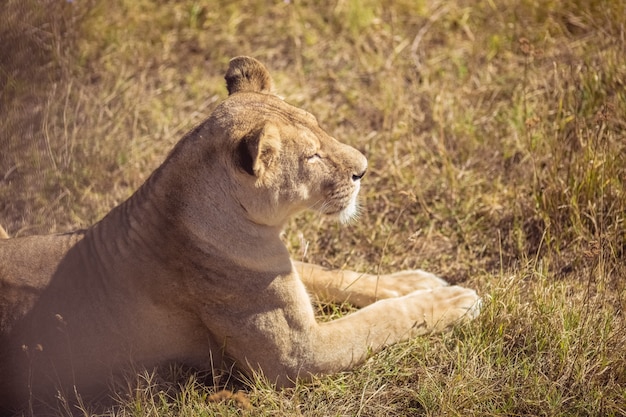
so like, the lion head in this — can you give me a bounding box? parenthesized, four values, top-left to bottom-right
(170, 56, 368, 229)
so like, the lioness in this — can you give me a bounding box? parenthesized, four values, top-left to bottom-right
(0, 57, 480, 413)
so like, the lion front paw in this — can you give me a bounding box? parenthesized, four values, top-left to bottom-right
(374, 269, 449, 299)
(422, 285, 481, 330)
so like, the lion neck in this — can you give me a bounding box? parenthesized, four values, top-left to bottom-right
(87, 141, 292, 283)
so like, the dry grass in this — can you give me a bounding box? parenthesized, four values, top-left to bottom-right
(1, 0, 625, 415)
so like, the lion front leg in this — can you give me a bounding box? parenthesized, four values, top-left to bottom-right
(295, 285, 480, 378)
(309, 285, 480, 371)
(218, 282, 480, 386)
(295, 261, 451, 308)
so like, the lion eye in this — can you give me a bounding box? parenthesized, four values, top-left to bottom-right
(307, 153, 322, 162)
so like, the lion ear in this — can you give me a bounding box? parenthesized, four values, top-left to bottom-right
(225, 56, 274, 95)
(237, 124, 282, 180)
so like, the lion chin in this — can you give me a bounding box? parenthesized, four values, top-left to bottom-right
(338, 187, 361, 224)
(0, 56, 479, 414)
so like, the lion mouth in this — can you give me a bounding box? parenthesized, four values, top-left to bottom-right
(320, 188, 360, 224)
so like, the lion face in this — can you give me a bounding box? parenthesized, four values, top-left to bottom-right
(265, 103, 367, 225)
(206, 57, 368, 227)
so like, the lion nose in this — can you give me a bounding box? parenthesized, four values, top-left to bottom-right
(343, 144, 367, 182)
(352, 168, 366, 182)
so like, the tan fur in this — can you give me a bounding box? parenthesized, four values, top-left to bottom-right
(0, 57, 480, 413)
(207, 389, 252, 410)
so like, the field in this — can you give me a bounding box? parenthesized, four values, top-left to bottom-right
(1, 0, 625, 415)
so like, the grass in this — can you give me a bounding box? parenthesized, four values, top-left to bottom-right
(1, 0, 625, 415)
